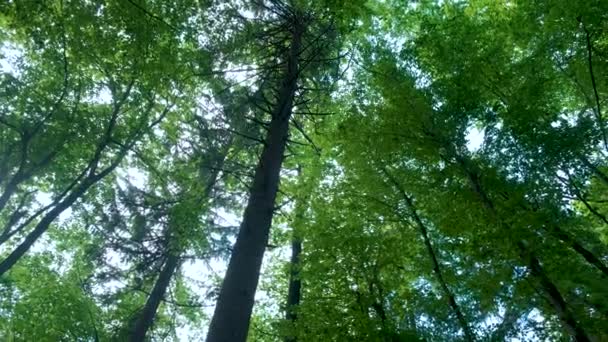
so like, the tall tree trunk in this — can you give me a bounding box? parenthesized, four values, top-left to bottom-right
(284, 167, 307, 342)
(523, 245, 591, 342)
(284, 238, 302, 342)
(489, 305, 521, 341)
(414, 212, 475, 342)
(206, 20, 303, 342)
(0, 178, 94, 276)
(0, 176, 20, 214)
(128, 253, 180, 342)
(127, 141, 229, 341)
(579, 155, 608, 187)
(451, 155, 591, 341)
(551, 225, 608, 278)
(0, 103, 139, 275)
(382, 169, 475, 342)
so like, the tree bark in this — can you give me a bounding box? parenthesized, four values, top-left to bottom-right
(524, 245, 591, 342)
(284, 238, 302, 342)
(382, 168, 475, 342)
(0, 178, 94, 276)
(551, 225, 608, 278)
(205, 19, 303, 342)
(128, 253, 180, 342)
(450, 154, 591, 341)
(127, 139, 229, 341)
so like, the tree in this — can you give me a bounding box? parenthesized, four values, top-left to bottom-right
(206, 3, 308, 340)
(2, 0, 608, 340)
(0, 0, 199, 276)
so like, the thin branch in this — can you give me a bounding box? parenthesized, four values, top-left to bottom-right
(579, 18, 608, 151)
(124, 0, 177, 31)
(290, 118, 320, 154)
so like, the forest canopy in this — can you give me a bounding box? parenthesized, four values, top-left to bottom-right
(0, 0, 607, 341)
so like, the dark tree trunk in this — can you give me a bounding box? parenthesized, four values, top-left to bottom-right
(0, 178, 93, 276)
(524, 247, 591, 342)
(489, 306, 520, 341)
(0, 97, 139, 276)
(284, 167, 306, 342)
(450, 155, 591, 341)
(382, 169, 475, 342)
(416, 214, 474, 342)
(552, 225, 608, 278)
(127, 140, 229, 341)
(206, 20, 303, 342)
(128, 253, 180, 341)
(284, 238, 302, 342)
(0, 143, 125, 276)
(0, 177, 20, 214)
(579, 155, 608, 187)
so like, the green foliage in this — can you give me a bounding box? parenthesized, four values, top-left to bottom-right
(1, 0, 608, 341)
(0, 254, 105, 341)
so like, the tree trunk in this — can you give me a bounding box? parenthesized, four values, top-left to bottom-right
(450, 155, 591, 341)
(284, 167, 307, 342)
(0, 144, 125, 276)
(284, 238, 302, 342)
(551, 225, 608, 278)
(206, 21, 303, 342)
(524, 246, 591, 342)
(128, 253, 180, 342)
(382, 169, 475, 342)
(0, 178, 19, 214)
(127, 140, 229, 341)
(579, 154, 608, 187)
(418, 218, 474, 342)
(0, 178, 93, 276)
(489, 306, 520, 341)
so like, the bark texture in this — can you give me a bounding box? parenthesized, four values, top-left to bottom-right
(452, 154, 591, 341)
(206, 20, 303, 342)
(383, 168, 475, 342)
(127, 139, 228, 340)
(128, 253, 180, 342)
(284, 238, 302, 342)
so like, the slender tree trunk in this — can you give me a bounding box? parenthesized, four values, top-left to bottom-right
(417, 217, 474, 342)
(558, 171, 608, 277)
(551, 225, 608, 278)
(382, 169, 475, 342)
(206, 20, 303, 342)
(128, 253, 180, 342)
(0, 144, 125, 276)
(523, 245, 591, 342)
(451, 155, 591, 341)
(0, 193, 31, 243)
(127, 141, 229, 341)
(489, 306, 520, 342)
(284, 167, 307, 342)
(0, 176, 22, 214)
(0, 178, 93, 276)
(284, 238, 302, 342)
(579, 155, 608, 187)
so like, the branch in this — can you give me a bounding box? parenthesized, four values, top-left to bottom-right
(290, 118, 320, 154)
(125, 0, 177, 31)
(579, 18, 608, 151)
